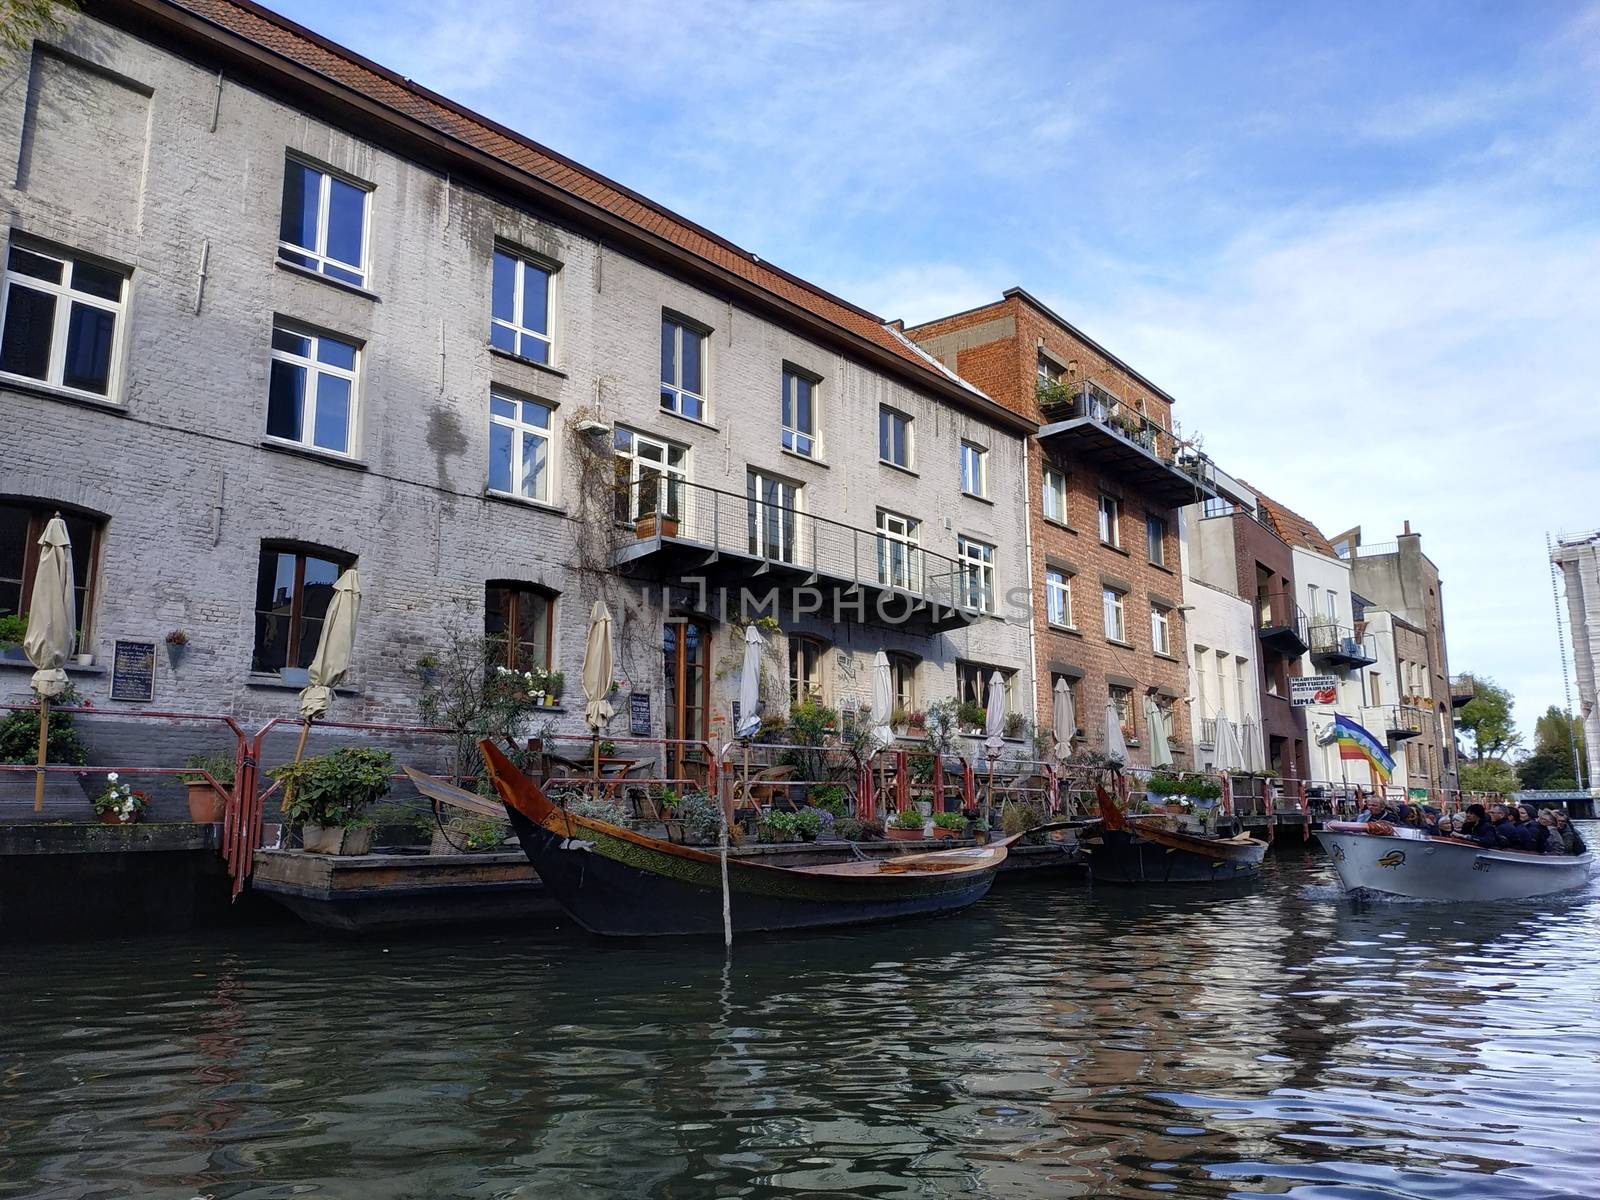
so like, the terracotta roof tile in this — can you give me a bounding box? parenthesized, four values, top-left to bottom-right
(1236, 479, 1340, 558)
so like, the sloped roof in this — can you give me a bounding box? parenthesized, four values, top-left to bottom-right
(124, 0, 1023, 426)
(1236, 480, 1340, 558)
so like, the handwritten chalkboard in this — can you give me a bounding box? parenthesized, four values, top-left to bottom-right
(629, 691, 651, 736)
(110, 639, 156, 702)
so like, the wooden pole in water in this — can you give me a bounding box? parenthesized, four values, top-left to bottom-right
(32, 696, 48, 813)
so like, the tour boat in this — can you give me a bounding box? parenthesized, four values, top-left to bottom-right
(1315, 821, 1593, 901)
(1079, 783, 1268, 885)
(448, 741, 1015, 937)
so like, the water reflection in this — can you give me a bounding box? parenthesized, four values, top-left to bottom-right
(0, 841, 1596, 1199)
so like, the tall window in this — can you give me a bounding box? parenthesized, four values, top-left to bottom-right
(660, 314, 707, 421)
(876, 509, 921, 590)
(614, 428, 687, 522)
(958, 536, 995, 614)
(1146, 514, 1167, 566)
(1045, 568, 1072, 628)
(485, 582, 554, 673)
(252, 544, 352, 673)
(1042, 467, 1067, 524)
(488, 390, 553, 502)
(1324, 589, 1339, 622)
(0, 244, 126, 398)
(267, 324, 359, 455)
(747, 470, 802, 563)
(1150, 604, 1171, 655)
(490, 249, 553, 364)
(789, 635, 825, 706)
(879, 406, 912, 469)
(0, 502, 101, 642)
(1102, 586, 1127, 643)
(889, 653, 918, 714)
(1098, 494, 1121, 546)
(1109, 685, 1135, 741)
(957, 661, 1014, 712)
(781, 366, 818, 457)
(278, 157, 369, 286)
(959, 441, 988, 498)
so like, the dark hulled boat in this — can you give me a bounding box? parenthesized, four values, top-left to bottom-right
(461, 741, 1015, 937)
(1081, 784, 1267, 885)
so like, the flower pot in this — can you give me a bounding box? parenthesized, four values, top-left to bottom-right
(186, 781, 228, 823)
(98, 809, 139, 826)
(932, 826, 960, 840)
(303, 825, 373, 855)
(887, 826, 925, 841)
(74, 652, 94, 667)
(1163, 803, 1185, 814)
(635, 512, 680, 539)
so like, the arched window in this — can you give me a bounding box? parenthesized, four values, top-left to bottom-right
(789, 635, 826, 707)
(485, 582, 556, 672)
(0, 500, 103, 644)
(252, 542, 354, 674)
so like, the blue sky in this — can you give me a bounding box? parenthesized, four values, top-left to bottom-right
(276, 0, 1600, 741)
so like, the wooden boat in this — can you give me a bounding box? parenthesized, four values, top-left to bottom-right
(1080, 784, 1267, 885)
(455, 740, 1015, 937)
(1316, 822, 1594, 901)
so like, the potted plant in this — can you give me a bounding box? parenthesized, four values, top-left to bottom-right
(890, 704, 910, 735)
(271, 746, 394, 855)
(792, 808, 824, 842)
(415, 654, 441, 686)
(931, 810, 967, 840)
(546, 670, 565, 707)
(179, 751, 235, 822)
(906, 710, 927, 736)
(165, 629, 189, 667)
(92, 773, 149, 825)
(676, 792, 722, 846)
(757, 809, 803, 843)
(957, 700, 986, 734)
(1003, 712, 1030, 740)
(0, 611, 26, 662)
(635, 509, 680, 539)
(887, 809, 926, 841)
(971, 816, 991, 844)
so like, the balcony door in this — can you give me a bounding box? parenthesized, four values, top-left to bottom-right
(746, 470, 802, 564)
(663, 618, 711, 786)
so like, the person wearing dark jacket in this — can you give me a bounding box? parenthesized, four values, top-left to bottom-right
(1512, 804, 1548, 853)
(1456, 803, 1501, 848)
(1553, 812, 1587, 856)
(1487, 803, 1524, 849)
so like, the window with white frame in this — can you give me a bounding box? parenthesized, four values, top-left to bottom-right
(1045, 568, 1072, 628)
(876, 509, 922, 591)
(278, 157, 370, 286)
(879, 406, 912, 469)
(781, 366, 818, 457)
(0, 244, 126, 398)
(1042, 466, 1067, 524)
(1102, 586, 1127, 643)
(959, 440, 988, 498)
(1146, 513, 1167, 566)
(1036, 352, 1063, 387)
(1324, 589, 1338, 622)
(488, 389, 553, 503)
(889, 653, 918, 715)
(1150, 603, 1171, 655)
(747, 470, 802, 563)
(660, 314, 707, 421)
(1098, 493, 1121, 546)
(613, 427, 687, 522)
(267, 323, 359, 455)
(490, 248, 554, 364)
(958, 536, 995, 614)
(789, 635, 825, 706)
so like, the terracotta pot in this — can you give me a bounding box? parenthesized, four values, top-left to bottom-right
(887, 826, 925, 841)
(186, 781, 228, 823)
(1164, 803, 1185, 814)
(932, 825, 960, 840)
(635, 513, 680, 539)
(98, 809, 138, 826)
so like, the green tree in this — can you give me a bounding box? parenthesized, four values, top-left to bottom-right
(1455, 675, 1520, 763)
(1532, 704, 1585, 760)
(2, 1, 71, 64)
(1517, 745, 1577, 792)
(1459, 759, 1518, 795)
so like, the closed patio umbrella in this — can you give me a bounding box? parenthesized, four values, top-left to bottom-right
(1146, 698, 1173, 768)
(868, 651, 895, 754)
(1104, 699, 1127, 762)
(1052, 677, 1075, 763)
(735, 624, 764, 740)
(1212, 715, 1244, 773)
(297, 568, 361, 722)
(581, 600, 615, 780)
(23, 515, 74, 812)
(983, 671, 1006, 758)
(1240, 720, 1264, 772)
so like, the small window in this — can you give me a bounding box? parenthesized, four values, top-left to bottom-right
(1102, 586, 1127, 643)
(747, 470, 803, 563)
(485, 582, 555, 673)
(958, 536, 995, 614)
(1042, 467, 1067, 524)
(1098, 494, 1121, 547)
(888, 652, 918, 714)
(876, 509, 922, 591)
(1146, 514, 1167, 566)
(781, 366, 818, 457)
(252, 543, 354, 673)
(1036, 352, 1063, 386)
(1045, 568, 1072, 628)
(957, 660, 1015, 713)
(0, 243, 127, 398)
(1109, 684, 1135, 743)
(1150, 604, 1171, 655)
(660, 314, 707, 421)
(488, 389, 554, 503)
(614, 427, 687, 523)
(0, 501, 101, 644)
(959, 440, 988, 499)
(789, 635, 825, 706)
(267, 323, 360, 455)
(490, 248, 554, 365)
(879, 406, 912, 469)
(278, 157, 370, 286)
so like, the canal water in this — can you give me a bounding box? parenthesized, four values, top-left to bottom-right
(2, 840, 1597, 1199)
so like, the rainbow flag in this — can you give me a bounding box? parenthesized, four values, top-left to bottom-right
(1327, 714, 1395, 783)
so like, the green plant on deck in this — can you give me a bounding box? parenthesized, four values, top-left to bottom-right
(0, 611, 26, 648)
(758, 808, 803, 842)
(781, 700, 840, 783)
(271, 747, 394, 829)
(179, 751, 236, 787)
(834, 817, 868, 842)
(562, 794, 631, 824)
(0, 685, 87, 765)
(1035, 377, 1077, 413)
(999, 802, 1044, 836)
(675, 791, 722, 843)
(792, 808, 823, 839)
(807, 784, 847, 819)
(932, 811, 967, 832)
(890, 809, 925, 831)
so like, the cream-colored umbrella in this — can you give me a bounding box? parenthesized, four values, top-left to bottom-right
(1052, 677, 1076, 763)
(868, 651, 895, 754)
(983, 671, 1006, 758)
(1104, 699, 1128, 762)
(1212, 716, 1244, 773)
(297, 568, 361, 722)
(23, 515, 75, 812)
(736, 624, 765, 740)
(1146, 698, 1173, 768)
(1240, 720, 1264, 772)
(581, 600, 615, 780)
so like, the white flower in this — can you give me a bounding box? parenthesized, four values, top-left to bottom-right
(107, 772, 119, 783)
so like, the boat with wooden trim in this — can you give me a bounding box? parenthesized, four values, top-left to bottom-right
(1316, 821, 1593, 901)
(1080, 784, 1268, 885)
(436, 741, 1016, 937)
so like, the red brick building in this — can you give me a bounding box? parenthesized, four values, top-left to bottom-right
(906, 289, 1247, 767)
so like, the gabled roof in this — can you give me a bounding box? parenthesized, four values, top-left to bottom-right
(114, 0, 1030, 432)
(1236, 480, 1340, 558)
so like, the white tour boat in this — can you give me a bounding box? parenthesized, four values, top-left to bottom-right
(1315, 821, 1593, 901)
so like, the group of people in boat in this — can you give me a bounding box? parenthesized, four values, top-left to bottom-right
(1352, 791, 1587, 855)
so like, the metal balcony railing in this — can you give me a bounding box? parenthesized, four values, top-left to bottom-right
(1308, 622, 1378, 667)
(1449, 674, 1475, 707)
(1198, 717, 1217, 748)
(1255, 591, 1309, 655)
(1034, 378, 1224, 497)
(1380, 704, 1425, 740)
(616, 476, 978, 615)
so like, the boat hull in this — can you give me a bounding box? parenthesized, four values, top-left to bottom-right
(504, 807, 999, 937)
(1084, 825, 1267, 885)
(1315, 829, 1593, 901)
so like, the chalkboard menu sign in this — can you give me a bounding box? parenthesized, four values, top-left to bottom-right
(110, 639, 156, 702)
(629, 691, 651, 736)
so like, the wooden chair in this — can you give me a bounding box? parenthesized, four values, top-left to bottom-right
(732, 764, 795, 811)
